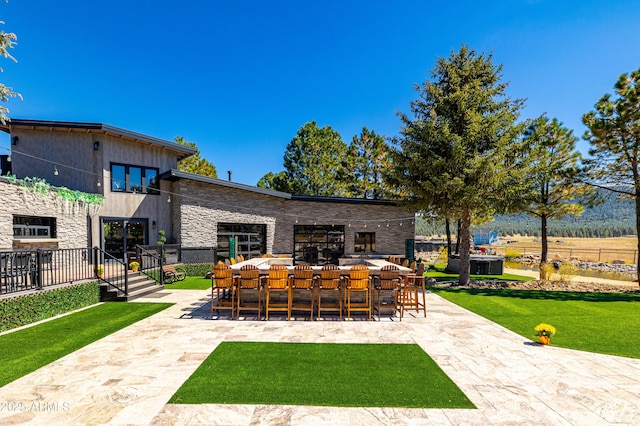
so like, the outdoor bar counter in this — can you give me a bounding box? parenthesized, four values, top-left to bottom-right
(230, 257, 413, 275)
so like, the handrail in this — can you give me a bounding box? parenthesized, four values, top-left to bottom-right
(93, 247, 128, 296)
(136, 245, 164, 285)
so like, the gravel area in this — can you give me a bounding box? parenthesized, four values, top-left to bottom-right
(433, 279, 640, 293)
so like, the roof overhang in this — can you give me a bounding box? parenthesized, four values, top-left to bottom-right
(161, 169, 401, 206)
(0, 119, 197, 160)
(160, 169, 293, 199)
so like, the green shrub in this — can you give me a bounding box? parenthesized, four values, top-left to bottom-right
(0, 282, 100, 332)
(557, 263, 578, 281)
(181, 263, 214, 277)
(504, 248, 522, 259)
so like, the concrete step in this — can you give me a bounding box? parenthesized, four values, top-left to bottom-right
(99, 272, 163, 302)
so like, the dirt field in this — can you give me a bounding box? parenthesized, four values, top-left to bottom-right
(494, 236, 638, 263)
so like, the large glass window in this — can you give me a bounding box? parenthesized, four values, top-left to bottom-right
(110, 163, 159, 194)
(13, 215, 57, 239)
(294, 225, 344, 265)
(218, 223, 266, 262)
(354, 232, 376, 252)
(111, 165, 125, 191)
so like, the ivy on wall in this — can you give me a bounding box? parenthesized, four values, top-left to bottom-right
(3, 174, 104, 205)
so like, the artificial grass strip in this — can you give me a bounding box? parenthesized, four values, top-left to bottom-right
(0, 302, 173, 387)
(169, 342, 474, 408)
(433, 288, 640, 359)
(165, 276, 211, 290)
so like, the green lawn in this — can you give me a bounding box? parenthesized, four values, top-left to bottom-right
(165, 276, 211, 290)
(0, 302, 173, 387)
(433, 288, 640, 359)
(170, 342, 475, 408)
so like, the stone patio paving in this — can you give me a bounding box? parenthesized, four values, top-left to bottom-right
(0, 289, 639, 425)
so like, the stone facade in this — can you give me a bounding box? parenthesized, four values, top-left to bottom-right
(176, 179, 414, 256)
(0, 178, 92, 251)
(1, 120, 416, 259)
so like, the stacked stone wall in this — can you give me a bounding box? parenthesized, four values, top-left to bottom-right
(0, 179, 91, 250)
(176, 180, 414, 256)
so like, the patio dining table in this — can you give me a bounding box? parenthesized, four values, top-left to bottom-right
(229, 257, 413, 276)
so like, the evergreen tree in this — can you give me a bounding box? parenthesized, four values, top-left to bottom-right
(386, 45, 524, 285)
(583, 67, 640, 280)
(520, 116, 592, 280)
(175, 136, 218, 178)
(0, 15, 21, 123)
(283, 121, 349, 196)
(346, 127, 395, 199)
(256, 171, 292, 193)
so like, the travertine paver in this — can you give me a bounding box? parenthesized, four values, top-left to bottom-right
(0, 289, 638, 425)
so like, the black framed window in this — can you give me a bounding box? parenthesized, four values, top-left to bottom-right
(354, 232, 376, 252)
(217, 223, 266, 261)
(110, 163, 159, 194)
(294, 225, 344, 265)
(13, 215, 57, 239)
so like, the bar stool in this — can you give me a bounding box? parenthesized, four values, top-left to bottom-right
(344, 264, 372, 320)
(264, 264, 291, 320)
(316, 264, 343, 320)
(290, 264, 315, 320)
(212, 262, 236, 319)
(399, 262, 426, 319)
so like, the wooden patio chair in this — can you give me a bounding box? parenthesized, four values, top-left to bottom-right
(373, 264, 401, 320)
(290, 264, 315, 320)
(263, 264, 291, 320)
(316, 264, 343, 320)
(399, 262, 426, 319)
(343, 264, 372, 320)
(236, 264, 262, 319)
(211, 262, 236, 319)
(162, 264, 186, 283)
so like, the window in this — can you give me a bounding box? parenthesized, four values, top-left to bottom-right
(294, 225, 345, 265)
(354, 232, 376, 252)
(13, 215, 57, 239)
(110, 163, 159, 194)
(218, 223, 266, 261)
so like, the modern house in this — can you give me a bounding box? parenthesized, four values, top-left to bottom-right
(473, 229, 499, 246)
(0, 119, 415, 265)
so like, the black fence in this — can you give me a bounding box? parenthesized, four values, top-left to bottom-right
(1, 245, 217, 297)
(136, 245, 217, 266)
(1, 248, 95, 295)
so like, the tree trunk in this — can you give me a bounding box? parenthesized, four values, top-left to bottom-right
(539, 214, 548, 282)
(455, 218, 462, 255)
(636, 193, 640, 285)
(458, 209, 472, 286)
(445, 218, 452, 257)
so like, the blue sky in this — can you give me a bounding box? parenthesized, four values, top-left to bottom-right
(1, 0, 639, 186)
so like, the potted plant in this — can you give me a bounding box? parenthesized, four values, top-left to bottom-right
(96, 265, 105, 279)
(534, 323, 556, 345)
(129, 261, 140, 272)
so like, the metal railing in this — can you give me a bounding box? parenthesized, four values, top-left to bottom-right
(92, 247, 128, 296)
(1, 245, 216, 297)
(136, 245, 164, 285)
(1, 248, 94, 295)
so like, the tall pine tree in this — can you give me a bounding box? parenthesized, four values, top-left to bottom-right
(386, 45, 524, 285)
(583, 67, 640, 281)
(520, 116, 591, 280)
